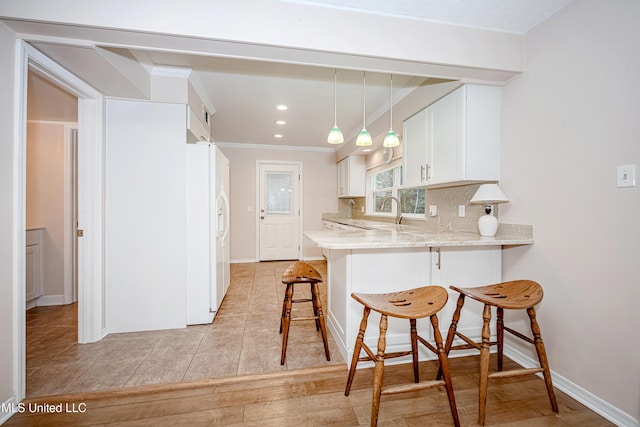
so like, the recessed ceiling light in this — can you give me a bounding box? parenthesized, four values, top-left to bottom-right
(274, 134, 283, 138)
(276, 105, 288, 111)
(276, 120, 286, 125)
(362, 149, 372, 152)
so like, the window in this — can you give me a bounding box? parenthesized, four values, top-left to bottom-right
(368, 166, 425, 218)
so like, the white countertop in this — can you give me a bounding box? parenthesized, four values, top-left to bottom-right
(307, 220, 533, 249)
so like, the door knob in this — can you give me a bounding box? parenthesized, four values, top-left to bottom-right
(260, 216, 265, 219)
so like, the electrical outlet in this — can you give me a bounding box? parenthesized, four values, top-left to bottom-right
(458, 205, 465, 217)
(428, 205, 437, 217)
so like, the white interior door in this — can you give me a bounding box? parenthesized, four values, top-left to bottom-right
(258, 162, 300, 261)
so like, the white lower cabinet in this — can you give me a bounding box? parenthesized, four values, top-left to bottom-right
(430, 246, 502, 344)
(26, 229, 43, 303)
(325, 245, 501, 365)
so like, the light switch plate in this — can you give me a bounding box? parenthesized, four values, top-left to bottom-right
(428, 205, 437, 216)
(617, 164, 636, 188)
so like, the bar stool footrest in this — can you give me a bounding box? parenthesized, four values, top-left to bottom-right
(488, 367, 544, 379)
(382, 380, 446, 396)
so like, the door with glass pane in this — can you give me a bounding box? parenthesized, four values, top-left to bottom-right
(258, 162, 300, 261)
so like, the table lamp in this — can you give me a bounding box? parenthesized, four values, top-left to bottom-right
(470, 184, 509, 237)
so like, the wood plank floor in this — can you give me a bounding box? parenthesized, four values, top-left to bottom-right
(6, 356, 613, 426)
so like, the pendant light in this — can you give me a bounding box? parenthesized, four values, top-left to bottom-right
(327, 69, 344, 144)
(355, 71, 372, 147)
(383, 74, 400, 148)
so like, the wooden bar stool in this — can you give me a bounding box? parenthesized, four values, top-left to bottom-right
(439, 280, 559, 425)
(279, 261, 330, 365)
(344, 286, 460, 427)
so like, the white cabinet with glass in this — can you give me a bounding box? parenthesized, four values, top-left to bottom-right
(402, 84, 501, 188)
(337, 156, 365, 198)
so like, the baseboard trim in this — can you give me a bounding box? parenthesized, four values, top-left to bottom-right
(505, 347, 638, 427)
(1, 394, 19, 424)
(36, 295, 65, 306)
(230, 258, 257, 264)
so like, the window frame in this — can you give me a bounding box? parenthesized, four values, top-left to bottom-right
(366, 165, 426, 219)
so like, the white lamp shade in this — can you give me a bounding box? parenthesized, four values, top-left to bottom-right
(327, 126, 344, 144)
(355, 129, 372, 146)
(383, 130, 400, 147)
(470, 184, 509, 204)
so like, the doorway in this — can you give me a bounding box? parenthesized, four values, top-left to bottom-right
(25, 70, 79, 307)
(15, 41, 104, 401)
(257, 162, 302, 261)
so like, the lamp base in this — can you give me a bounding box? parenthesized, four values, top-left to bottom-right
(477, 214, 499, 237)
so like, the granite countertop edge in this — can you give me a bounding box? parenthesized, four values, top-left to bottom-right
(310, 215, 533, 249)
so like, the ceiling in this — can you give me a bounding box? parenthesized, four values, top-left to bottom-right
(8, 0, 572, 152)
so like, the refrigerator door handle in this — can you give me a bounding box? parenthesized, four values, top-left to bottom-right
(219, 191, 230, 245)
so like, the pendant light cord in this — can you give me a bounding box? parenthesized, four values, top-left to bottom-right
(362, 71, 366, 129)
(389, 74, 393, 129)
(334, 69, 338, 125)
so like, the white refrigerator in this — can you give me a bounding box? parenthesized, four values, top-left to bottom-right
(187, 143, 230, 325)
(105, 99, 230, 333)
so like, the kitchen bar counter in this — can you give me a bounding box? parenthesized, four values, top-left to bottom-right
(306, 216, 533, 366)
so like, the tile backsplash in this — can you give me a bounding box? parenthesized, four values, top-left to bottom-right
(338, 183, 509, 234)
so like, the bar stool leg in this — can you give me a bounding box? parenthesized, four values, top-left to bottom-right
(431, 313, 460, 427)
(279, 284, 289, 334)
(371, 314, 388, 427)
(478, 303, 492, 426)
(528, 307, 559, 413)
(410, 319, 419, 383)
(280, 284, 294, 365)
(437, 293, 466, 380)
(345, 307, 370, 396)
(497, 307, 504, 372)
(311, 283, 320, 331)
(311, 282, 331, 361)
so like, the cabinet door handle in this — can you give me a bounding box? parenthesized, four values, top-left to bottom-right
(426, 164, 431, 181)
(420, 165, 425, 182)
(436, 248, 441, 270)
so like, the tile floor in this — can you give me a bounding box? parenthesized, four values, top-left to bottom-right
(26, 260, 344, 398)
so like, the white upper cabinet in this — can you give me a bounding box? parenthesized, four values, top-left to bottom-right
(337, 156, 366, 198)
(402, 109, 429, 188)
(402, 84, 501, 188)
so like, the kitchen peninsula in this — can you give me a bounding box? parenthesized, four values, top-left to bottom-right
(305, 218, 533, 366)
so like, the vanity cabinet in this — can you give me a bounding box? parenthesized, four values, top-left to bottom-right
(25, 228, 43, 303)
(402, 84, 501, 188)
(337, 156, 365, 198)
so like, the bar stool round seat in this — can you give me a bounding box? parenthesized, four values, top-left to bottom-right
(279, 261, 330, 365)
(345, 286, 460, 427)
(440, 280, 559, 426)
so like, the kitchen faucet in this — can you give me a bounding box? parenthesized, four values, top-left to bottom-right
(380, 196, 402, 224)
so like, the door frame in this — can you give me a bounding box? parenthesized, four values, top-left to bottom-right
(14, 40, 105, 400)
(255, 160, 303, 261)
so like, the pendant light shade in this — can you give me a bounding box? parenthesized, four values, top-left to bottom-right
(327, 69, 344, 144)
(356, 71, 372, 147)
(383, 74, 400, 148)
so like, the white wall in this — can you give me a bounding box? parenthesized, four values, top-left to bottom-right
(26, 122, 67, 298)
(501, 0, 640, 422)
(0, 21, 17, 410)
(218, 144, 338, 262)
